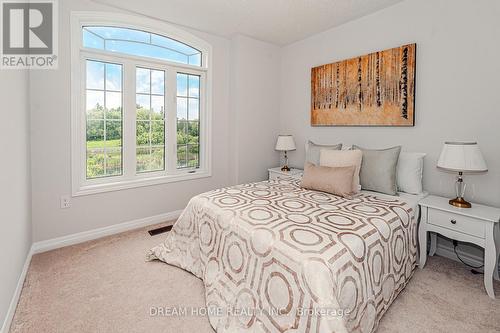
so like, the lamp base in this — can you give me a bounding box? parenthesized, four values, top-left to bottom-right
(449, 197, 472, 208)
(281, 165, 291, 172)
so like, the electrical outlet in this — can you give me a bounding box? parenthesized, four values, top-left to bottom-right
(60, 195, 71, 209)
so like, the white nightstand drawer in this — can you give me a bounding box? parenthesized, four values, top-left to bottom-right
(428, 209, 485, 238)
(269, 173, 280, 181)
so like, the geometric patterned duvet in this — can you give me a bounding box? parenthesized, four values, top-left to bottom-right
(147, 178, 417, 333)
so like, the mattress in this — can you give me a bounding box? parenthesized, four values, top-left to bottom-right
(148, 178, 420, 333)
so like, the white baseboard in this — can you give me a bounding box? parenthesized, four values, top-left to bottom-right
(1, 245, 34, 333)
(32, 210, 182, 254)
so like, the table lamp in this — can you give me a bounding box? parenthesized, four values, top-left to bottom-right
(275, 135, 296, 172)
(437, 142, 487, 208)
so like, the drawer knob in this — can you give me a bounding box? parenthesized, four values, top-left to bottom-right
(450, 219, 457, 224)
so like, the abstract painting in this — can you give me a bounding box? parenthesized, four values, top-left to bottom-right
(311, 43, 416, 126)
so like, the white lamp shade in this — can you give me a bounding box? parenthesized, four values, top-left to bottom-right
(437, 142, 487, 173)
(275, 135, 296, 151)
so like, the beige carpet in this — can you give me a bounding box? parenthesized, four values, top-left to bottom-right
(9, 222, 500, 333)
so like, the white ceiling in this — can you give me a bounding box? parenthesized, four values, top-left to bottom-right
(93, 0, 404, 45)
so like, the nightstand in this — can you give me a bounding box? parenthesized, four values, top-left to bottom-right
(418, 195, 500, 299)
(268, 167, 303, 181)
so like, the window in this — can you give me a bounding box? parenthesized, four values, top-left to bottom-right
(136, 67, 165, 173)
(176, 73, 200, 169)
(71, 13, 212, 195)
(82, 26, 202, 66)
(86, 60, 123, 179)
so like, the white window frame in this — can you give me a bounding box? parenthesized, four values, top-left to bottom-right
(71, 12, 212, 196)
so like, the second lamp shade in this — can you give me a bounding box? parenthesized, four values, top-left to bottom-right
(275, 135, 296, 151)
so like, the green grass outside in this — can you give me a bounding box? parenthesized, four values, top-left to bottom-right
(86, 139, 122, 149)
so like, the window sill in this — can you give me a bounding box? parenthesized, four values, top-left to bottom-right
(72, 170, 211, 197)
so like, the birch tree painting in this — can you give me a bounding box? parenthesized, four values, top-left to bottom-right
(311, 44, 416, 126)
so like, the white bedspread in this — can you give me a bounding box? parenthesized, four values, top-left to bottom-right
(148, 178, 418, 333)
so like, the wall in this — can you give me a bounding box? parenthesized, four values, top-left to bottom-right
(279, 0, 500, 256)
(280, 0, 500, 207)
(0, 71, 31, 328)
(229, 35, 281, 184)
(30, 0, 234, 241)
(30, 0, 281, 242)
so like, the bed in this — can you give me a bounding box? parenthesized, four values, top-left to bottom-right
(148, 177, 426, 333)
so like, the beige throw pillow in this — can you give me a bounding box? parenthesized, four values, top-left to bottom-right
(319, 149, 363, 193)
(300, 163, 355, 198)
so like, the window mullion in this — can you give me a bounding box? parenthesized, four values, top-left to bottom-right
(123, 61, 136, 178)
(199, 73, 206, 171)
(79, 56, 87, 185)
(166, 68, 177, 174)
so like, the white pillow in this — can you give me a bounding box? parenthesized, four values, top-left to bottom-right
(320, 149, 363, 194)
(397, 152, 426, 194)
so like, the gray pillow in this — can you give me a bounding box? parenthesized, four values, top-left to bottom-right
(353, 145, 402, 195)
(305, 140, 342, 165)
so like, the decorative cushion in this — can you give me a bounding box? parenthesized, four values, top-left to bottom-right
(353, 145, 402, 195)
(300, 162, 355, 198)
(397, 152, 426, 194)
(305, 140, 342, 165)
(319, 149, 363, 193)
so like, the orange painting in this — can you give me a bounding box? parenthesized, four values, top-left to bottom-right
(311, 44, 416, 126)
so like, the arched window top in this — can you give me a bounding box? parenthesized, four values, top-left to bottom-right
(82, 26, 202, 66)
